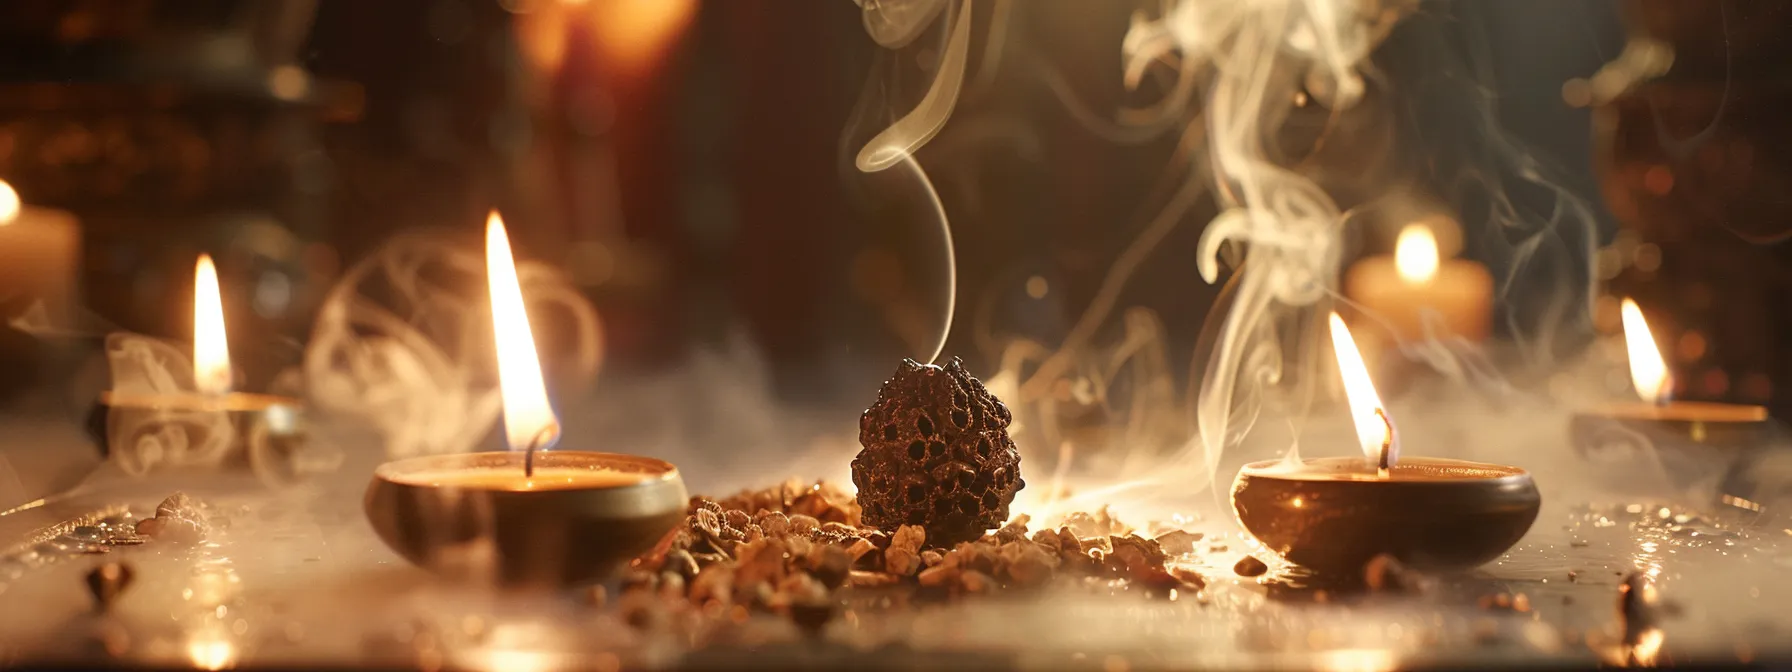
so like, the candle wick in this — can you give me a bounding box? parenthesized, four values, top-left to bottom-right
(522, 423, 558, 478)
(1374, 407, 1394, 479)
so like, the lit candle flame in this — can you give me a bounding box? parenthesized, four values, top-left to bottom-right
(193, 255, 232, 395)
(1629, 628, 1664, 667)
(1620, 298, 1671, 405)
(1394, 225, 1439, 284)
(1329, 313, 1397, 474)
(186, 637, 236, 671)
(487, 211, 561, 453)
(0, 180, 19, 225)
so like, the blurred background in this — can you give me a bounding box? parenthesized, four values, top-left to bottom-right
(27, 1, 1792, 499)
(0, 0, 1633, 396)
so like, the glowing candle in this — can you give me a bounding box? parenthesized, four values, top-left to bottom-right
(364, 209, 687, 585)
(486, 212, 561, 454)
(1598, 298, 1767, 424)
(1227, 313, 1540, 575)
(1566, 298, 1768, 498)
(96, 252, 308, 484)
(1329, 313, 1397, 475)
(193, 255, 232, 395)
(1343, 224, 1493, 344)
(0, 180, 80, 322)
(393, 467, 645, 491)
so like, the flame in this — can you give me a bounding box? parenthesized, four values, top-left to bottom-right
(1620, 298, 1670, 404)
(487, 212, 561, 452)
(1394, 225, 1439, 284)
(186, 630, 237, 671)
(1329, 313, 1396, 468)
(1317, 648, 1399, 672)
(194, 255, 232, 395)
(0, 180, 18, 224)
(1629, 628, 1665, 667)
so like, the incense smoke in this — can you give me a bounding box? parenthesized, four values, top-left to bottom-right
(303, 233, 601, 460)
(103, 334, 235, 476)
(1152, 0, 1413, 485)
(847, 0, 974, 365)
(840, 0, 1617, 520)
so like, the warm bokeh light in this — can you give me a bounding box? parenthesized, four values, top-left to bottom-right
(1630, 628, 1665, 667)
(1317, 648, 1400, 672)
(487, 211, 561, 452)
(0, 180, 19, 224)
(186, 633, 237, 671)
(193, 255, 233, 395)
(1329, 313, 1394, 466)
(1394, 225, 1439, 284)
(515, 0, 697, 76)
(1620, 298, 1671, 404)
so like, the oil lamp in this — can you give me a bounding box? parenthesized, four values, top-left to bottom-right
(96, 254, 311, 484)
(1231, 313, 1540, 575)
(1569, 299, 1770, 494)
(364, 211, 686, 587)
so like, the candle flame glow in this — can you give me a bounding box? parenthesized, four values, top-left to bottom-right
(1630, 628, 1664, 667)
(516, 0, 696, 77)
(487, 211, 561, 452)
(194, 255, 232, 395)
(1620, 298, 1671, 405)
(1394, 225, 1439, 284)
(185, 629, 237, 671)
(0, 180, 19, 224)
(1329, 313, 1397, 470)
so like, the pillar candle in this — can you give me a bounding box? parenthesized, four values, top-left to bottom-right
(1344, 224, 1493, 344)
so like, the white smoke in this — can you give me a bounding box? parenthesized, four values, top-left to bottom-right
(850, 0, 975, 365)
(302, 233, 602, 460)
(1124, 0, 1413, 488)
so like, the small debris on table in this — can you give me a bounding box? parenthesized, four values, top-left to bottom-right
(1153, 530, 1204, 556)
(627, 479, 1206, 635)
(134, 492, 210, 545)
(1364, 554, 1432, 594)
(1233, 556, 1268, 577)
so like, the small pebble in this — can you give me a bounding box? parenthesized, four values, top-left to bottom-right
(1364, 554, 1427, 593)
(847, 570, 899, 588)
(1153, 530, 1204, 555)
(1233, 556, 1268, 577)
(788, 602, 835, 637)
(134, 518, 164, 538)
(580, 586, 607, 608)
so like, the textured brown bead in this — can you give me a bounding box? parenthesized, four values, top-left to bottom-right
(852, 358, 1024, 546)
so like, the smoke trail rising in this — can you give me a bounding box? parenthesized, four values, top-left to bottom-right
(1355, 3, 1607, 379)
(850, 0, 974, 364)
(856, 0, 949, 51)
(856, 0, 972, 173)
(1115, 0, 1411, 485)
(302, 234, 601, 459)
